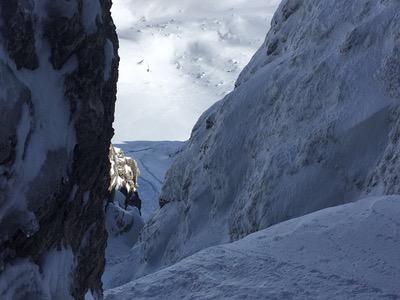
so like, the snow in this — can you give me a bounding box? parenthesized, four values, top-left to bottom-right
(0, 248, 75, 300)
(105, 147, 146, 291)
(41, 248, 75, 299)
(111, 0, 280, 142)
(108, 0, 400, 285)
(115, 141, 184, 220)
(107, 146, 143, 247)
(82, 0, 102, 34)
(0, 260, 46, 299)
(103, 141, 183, 290)
(105, 196, 400, 299)
(105, 201, 144, 257)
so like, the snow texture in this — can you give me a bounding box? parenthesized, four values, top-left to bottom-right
(105, 196, 400, 300)
(108, 0, 400, 286)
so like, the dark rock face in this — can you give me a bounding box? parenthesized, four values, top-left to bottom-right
(0, 0, 39, 70)
(0, 1, 119, 299)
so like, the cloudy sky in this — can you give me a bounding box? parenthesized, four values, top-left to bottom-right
(111, 0, 280, 143)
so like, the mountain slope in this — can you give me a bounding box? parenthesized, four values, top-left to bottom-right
(105, 196, 400, 299)
(110, 0, 400, 284)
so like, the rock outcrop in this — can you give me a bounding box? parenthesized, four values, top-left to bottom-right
(109, 145, 141, 212)
(111, 0, 400, 284)
(107, 145, 143, 246)
(0, 1, 119, 299)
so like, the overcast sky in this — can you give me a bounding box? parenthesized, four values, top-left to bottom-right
(111, 0, 279, 143)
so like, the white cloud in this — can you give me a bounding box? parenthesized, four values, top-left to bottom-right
(111, 0, 280, 142)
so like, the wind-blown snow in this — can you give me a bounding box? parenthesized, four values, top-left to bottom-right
(111, 0, 280, 142)
(105, 196, 400, 299)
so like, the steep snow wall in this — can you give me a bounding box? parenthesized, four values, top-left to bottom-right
(0, 1, 119, 299)
(109, 0, 400, 284)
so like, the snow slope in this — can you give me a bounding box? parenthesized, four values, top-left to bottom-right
(116, 141, 184, 220)
(105, 196, 400, 299)
(108, 0, 400, 284)
(111, 0, 280, 142)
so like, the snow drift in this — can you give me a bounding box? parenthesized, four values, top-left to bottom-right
(105, 196, 400, 299)
(109, 0, 400, 285)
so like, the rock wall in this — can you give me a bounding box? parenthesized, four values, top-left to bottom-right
(0, 1, 119, 299)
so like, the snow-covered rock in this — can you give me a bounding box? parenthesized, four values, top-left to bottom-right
(103, 142, 183, 289)
(109, 145, 141, 210)
(105, 196, 400, 299)
(107, 145, 143, 243)
(0, 1, 119, 299)
(106, 145, 143, 269)
(111, 0, 400, 284)
(115, 141, 184, 220)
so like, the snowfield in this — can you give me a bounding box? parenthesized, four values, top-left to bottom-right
(105, 196, 400, 299)
(111, 0, 280, 142)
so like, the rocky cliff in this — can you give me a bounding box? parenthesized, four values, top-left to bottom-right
(0, 1, 118, 299)
(108, 0, 400, 285)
